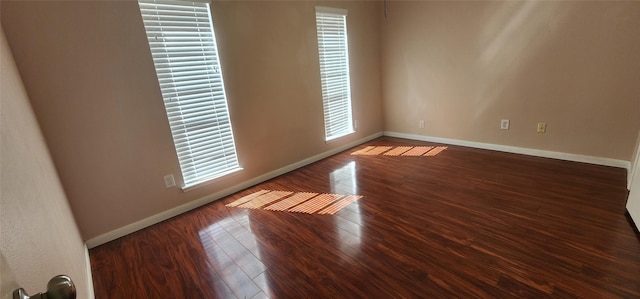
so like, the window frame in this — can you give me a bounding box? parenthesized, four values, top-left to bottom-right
(315, 6, 355, 142)
(138, 0, 242, 190)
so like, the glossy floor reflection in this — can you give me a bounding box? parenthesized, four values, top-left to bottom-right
(90, 137, 640, 298)
(330, 161, 363, 251)
(199, 215, 266, 298)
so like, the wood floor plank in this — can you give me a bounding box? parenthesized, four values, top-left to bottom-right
(90, 136, 640, 298)
(203, 222, 267, 279)
(120, 236, 171, 298)
(199, 231, 262, 298)
(148, 221, 237, 299)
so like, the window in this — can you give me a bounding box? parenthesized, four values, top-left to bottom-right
(315, 7, 354, 141)
(139, 0, 241, 189)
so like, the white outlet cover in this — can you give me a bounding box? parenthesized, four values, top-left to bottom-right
(501, 119, 510, 130)
(163, 174, 176, 188)
(537, 123, 546, 133)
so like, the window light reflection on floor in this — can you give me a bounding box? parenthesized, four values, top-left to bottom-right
(330, 161, 362, 251)
(351, 145, 448, 157)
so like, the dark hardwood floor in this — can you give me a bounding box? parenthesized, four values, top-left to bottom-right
(90, 137, 640, 298)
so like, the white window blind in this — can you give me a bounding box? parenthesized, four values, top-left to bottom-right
(315, 7, 354, 141)
(139, 0, 241, 189)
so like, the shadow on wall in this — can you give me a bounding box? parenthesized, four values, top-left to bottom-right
(472, 1, 571, 118)
(400, 1, 574, 121)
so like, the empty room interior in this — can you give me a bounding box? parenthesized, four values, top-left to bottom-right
(2, 0, 640, 298)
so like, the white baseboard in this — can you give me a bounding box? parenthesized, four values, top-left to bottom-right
(84, 244, 95, 299)
(384, 131, 630, 170)
(85, 131, 383, 248)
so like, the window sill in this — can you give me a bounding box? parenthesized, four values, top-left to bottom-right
(325, 130, 355, 144)
(181, 167, 243, 192)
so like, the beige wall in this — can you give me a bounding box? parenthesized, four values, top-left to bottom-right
(0, 28, 90, 299)
(0, 1, 383, 240)
(381, 1, 640, 161)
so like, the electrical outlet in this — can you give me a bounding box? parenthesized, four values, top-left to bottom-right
(163, 174, 176, 188)
(354, 119, 359, 129)
(537, 123, 546, 133)
(501, 119, 510, 130)
(419, 120, 425, 129)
